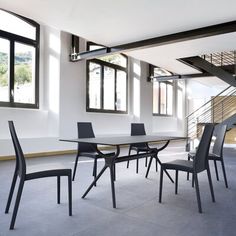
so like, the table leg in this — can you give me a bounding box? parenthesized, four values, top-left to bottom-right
(82, 165, 108, 198)
(82, 145, 120, 208)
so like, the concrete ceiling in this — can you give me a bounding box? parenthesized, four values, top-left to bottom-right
(0, 0, 236, 80)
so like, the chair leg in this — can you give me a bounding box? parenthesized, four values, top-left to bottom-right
(57, 176, 60, 204)
(206, 166, 215, 202)
(145, 157, 148, 167)
(5, 172, 18, 213)
(159, 167, 164, 203)
(214, 160, 219, 181)
(136, 159, 139, 174)
(145, 156, 153, 178)
(221, 159, 228, 188)
(72, 153, 80, 181)
(127, 147, 131, 168)
(187, 155, 190, 180)
(94, 158, 97, 186)
(193, 173, 202, 213)
(68, 174, 72, 216)
(113, 164, 116, 181)
(156, 158, 158, 172)
(109, 165, 116, 208)
(192, 173, 194, 188)
(10, 179, 24, 230)
(175, 170, 178, 194)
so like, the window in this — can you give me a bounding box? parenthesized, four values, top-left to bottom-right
(150, 65, 174, 116)
(177, 81, 184, 119)
(0, 9, 39, 108)
(87, 42, 128, 113)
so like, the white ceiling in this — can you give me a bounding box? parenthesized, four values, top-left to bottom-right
(0, 0, 236, 80)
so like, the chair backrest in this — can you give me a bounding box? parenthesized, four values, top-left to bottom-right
(130, 123, 147, 148)
(212, 124, 227, 157)
(77, 122, 97, 153)
(8, 121, 26, 178)
(194, 124, 214, 173)
(131, 123, 146, 136)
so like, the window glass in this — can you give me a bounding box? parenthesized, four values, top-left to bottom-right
(100, 55, 127, 67)
(104, 66, 115, 110)
(153, 82, 159, 114)
(0, 10, 39, 108)
(87, 43, 128, 113)
(88, 43, 127, 67)
(116, 70, 127, 111)
(160, 82, 167, 114)
(88, 63, 101, 109)
(0, 38, 10, 102)
(0, 9, 36, 40)
(177, 89, 183, 118)
(14, 43, 35, 104)
(153, 67, 172, 76)
(167, 83, 173, 115)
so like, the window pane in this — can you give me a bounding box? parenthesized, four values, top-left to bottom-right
(104, 66, 115, 110)
(160, 83, 166, 114)
(100, 54, 127, 67)
(89, 45, 104, 51)
(167, 84, 173, 115)
(153, 67, 172, 76)
(153, 82, 159, 113)
(88, 44, 127, 67)
(0, 9, 36, 40)
(116, 70, 127, 111)
(177, 89, 183, 118)
(0, 38, 10, 102)
(14, 43, 35, 104)
(89, 62, 101, 109)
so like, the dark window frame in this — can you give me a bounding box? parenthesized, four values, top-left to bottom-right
(0, 9, 40, 109)
(86, 42, 128, 114)
(150, 65, 174, 117)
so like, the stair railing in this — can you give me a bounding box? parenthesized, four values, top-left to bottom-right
(186, 85, 236, 150)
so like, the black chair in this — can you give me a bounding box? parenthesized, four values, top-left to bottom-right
(126, 123, 157, 174)
(188, 124, 228, 188)
(159, 124, 215, 213)
(72, 122, 114, 182)
(5, 121, 72, 230)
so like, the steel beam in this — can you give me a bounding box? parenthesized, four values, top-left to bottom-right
(71, 21, 236, 61)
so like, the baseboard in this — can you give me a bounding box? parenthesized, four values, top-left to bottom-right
(0, 139, 184, 161)
(0, 149, 77, 161)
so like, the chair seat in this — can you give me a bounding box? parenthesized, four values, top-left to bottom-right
(26, 169, 71, 180)
(188, 151, 221, 161)
(79, 151, 115, 158)
(188, 151, 195, 159)
(131, 146, 149, 152)
(162, 160, 194, 172)
(208, 153, 221, 160)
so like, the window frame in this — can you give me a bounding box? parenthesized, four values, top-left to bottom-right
(86, 42, 128, 114)
(0, 9, 40, 109)
(150, 64, 174, 117)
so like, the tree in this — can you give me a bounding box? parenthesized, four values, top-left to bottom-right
(15, 64, 32, 85)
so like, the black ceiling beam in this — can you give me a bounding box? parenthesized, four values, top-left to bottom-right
(180, 56, 236, 86)
(72, 20, 236, 61)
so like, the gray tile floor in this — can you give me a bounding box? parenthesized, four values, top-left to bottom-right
(0, 142, 236, 236)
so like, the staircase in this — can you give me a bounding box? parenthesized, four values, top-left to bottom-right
(180, 51, 236, 86)
(186, 85, 236, 150)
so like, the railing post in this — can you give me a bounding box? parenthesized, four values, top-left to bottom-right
(221, 101, 224, 122)
(185, 117, 190, 152)
(212, 98, 214, 123)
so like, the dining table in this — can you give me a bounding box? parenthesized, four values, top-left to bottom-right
(60, 134, 186, 208)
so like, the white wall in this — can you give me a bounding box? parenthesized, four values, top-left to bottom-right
(0, 28, 186, 157)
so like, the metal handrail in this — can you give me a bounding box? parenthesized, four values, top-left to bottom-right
(186, 85, 232, 118)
